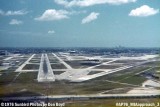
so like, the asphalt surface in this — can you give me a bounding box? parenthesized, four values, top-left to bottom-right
(37, 54, 55, 82)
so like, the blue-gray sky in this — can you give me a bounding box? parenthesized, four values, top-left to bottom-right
(0, 0, 160, 47)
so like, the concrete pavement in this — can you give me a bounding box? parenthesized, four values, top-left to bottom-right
(37, 54, 55, 82)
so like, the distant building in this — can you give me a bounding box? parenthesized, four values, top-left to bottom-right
(0, 50, 9, 55)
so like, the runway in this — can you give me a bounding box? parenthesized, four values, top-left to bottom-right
(37, 54, 55, 82)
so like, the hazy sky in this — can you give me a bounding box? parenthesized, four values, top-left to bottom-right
(0, 0, 160, 47)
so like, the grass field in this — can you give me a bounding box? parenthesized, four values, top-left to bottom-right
(94, 65, 122, 69)
(51, 64, 67, 69)
(65, 60, 94, 68)
(22, 64, 39, 70)
(49, 59, 60, 63)
(53, 71, 66, 75)
(106, 66, 150, 82)
(0, 72, 18, 85)
(0, 71, 130, 96)
(87, 71, 104, 75)
(29, 59, 40, 63)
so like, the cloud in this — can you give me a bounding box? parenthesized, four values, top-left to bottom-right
(55, 0, 136, 7)
(0, 9, 4, 15)
(48, 30, 55, 34)
(0, 10, 28, 16)
(35, 9, 69, 21)
(9, 19, 23, 25)
(70, 10, 87, 15)
(129, 5, 159, 17)
(6, 10, 28, 16)
(82, 12, 99, 24)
